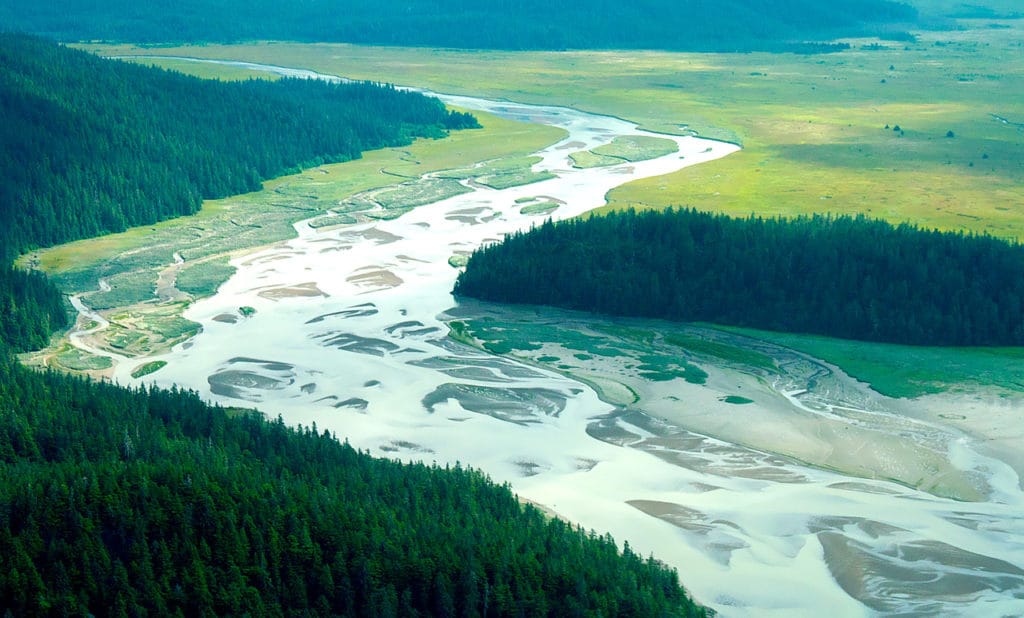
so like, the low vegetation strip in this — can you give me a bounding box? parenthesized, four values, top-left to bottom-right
(591, 136, 679, 162)
(571, 136, 679, 169)
(455, 208, 1024, 346)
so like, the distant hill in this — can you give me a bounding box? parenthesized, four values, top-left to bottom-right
(0, 0, 918, 52)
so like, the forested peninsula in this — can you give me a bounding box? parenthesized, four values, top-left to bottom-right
(455, 209, 1024, 347)
(0, 37, 706, 615)
(1, 0, 917, 52)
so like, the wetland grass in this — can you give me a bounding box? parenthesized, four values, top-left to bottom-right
(85, 27, 1024, 238)
(717, 325, 1024, 398)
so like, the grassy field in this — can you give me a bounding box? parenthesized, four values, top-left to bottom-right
(82, 17, 1024, 239)
(438, 156, 555, 189)
(579, 135, 679, 167)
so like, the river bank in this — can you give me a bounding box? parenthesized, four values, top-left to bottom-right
(40, 59, 1024, 616)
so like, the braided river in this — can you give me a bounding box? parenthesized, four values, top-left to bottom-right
(94, 60, 1024, 616)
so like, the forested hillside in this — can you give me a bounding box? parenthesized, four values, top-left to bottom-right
(0, 352, 705, 616)
(0, 266, 67, 351)
(0, 34, 476, 261)
(1, 0, 917, 52)
(0, 35, 706, 616)
(455, 209, 1024, 346)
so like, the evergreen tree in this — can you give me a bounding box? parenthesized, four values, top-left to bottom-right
(0, 350, 708, 616)
(456, 208, 1024, 346)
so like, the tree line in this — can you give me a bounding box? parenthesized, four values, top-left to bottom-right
(0, 351, 706, 616)
(455, 208, 1024, 346)
(0, 33, 477, 262)
(1, 0, 918, 52)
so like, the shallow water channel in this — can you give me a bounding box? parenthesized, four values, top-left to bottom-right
(97, 61, 1024, 616)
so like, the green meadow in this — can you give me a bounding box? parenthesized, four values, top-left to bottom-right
(571, 136, 679, 168)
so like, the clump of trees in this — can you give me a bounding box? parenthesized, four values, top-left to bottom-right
(455, 208, 1024, 346)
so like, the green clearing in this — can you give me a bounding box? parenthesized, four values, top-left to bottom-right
(343, 178, 472, 214)
(54, 345, 114, 372)
(520, 201, 560, 216)
(591, 135, 678, 163)
(570, 136, 678, 168)
(100, 303, 200, 357)
(82, 269, 162, 310)
(131, 360, 168, 378)
(569, 150, 622, 169)
(716, 325, 1024, 399)
(478, 170, 556, 190)
(438, 155, 555, 189)
(84, 21, 1024, 239)
(176, 257, 237, 297)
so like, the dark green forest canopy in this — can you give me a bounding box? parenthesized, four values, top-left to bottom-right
(455, 209, 1024, 346)
(0, 0, 918, 52)
(0, 352, 706, 616)
(0, 33, 477, 262)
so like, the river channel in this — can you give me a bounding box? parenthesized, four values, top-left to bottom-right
(96, 59, 1024, 616)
